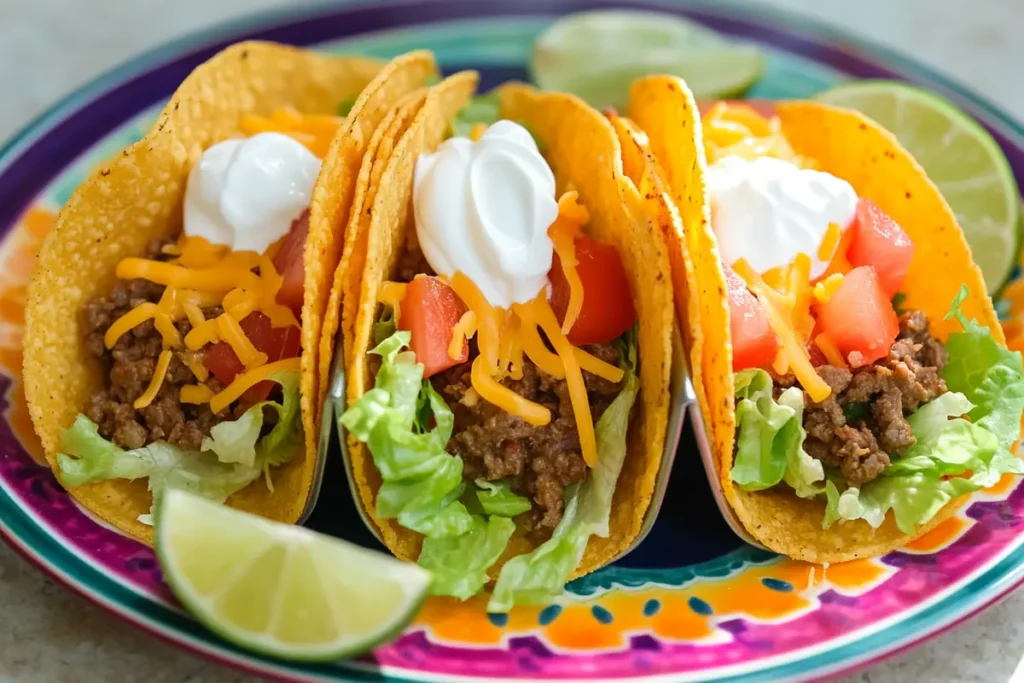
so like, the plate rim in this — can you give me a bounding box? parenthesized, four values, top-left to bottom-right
(1, 1, 1022, 682)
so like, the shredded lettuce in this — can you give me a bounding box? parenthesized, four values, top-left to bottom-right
(341, 331, 474, 539)
(487, 331, 640, 612)
(731, 369, 824, 497)
(452, 93, 544, 149)
(824, 289, 1024, 532)
(452, 93, 500, 138)
(475, 479, 532, 517)
(56, 370, 303, 522)
(418, 516, 515, 600)
(729, 286, 1024, 533)
(345, 328, 641, 607)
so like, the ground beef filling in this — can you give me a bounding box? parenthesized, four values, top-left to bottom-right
(778, 310, 948, 486)
(393, 248, 628, 536)
(432, 344, 623, 537)
(82, 239, 228, 451)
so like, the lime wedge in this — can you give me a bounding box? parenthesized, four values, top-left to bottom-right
(531, 10, 763, 110)
(155, 490, 431, 661)
(816, 81, 1022, 293)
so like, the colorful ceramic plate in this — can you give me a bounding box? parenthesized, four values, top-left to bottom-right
(1, 1, 1022, 681)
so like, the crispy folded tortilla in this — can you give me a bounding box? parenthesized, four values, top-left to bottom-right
(22, 41, 434, 542)
(341, 77, 674, 577)
(629, 75, 1003, 562)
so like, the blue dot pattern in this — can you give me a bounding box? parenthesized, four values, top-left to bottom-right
(688, 596, 714, 615)
(487, 613, 509, 628)
(538, 605, 563, 626)
(591, 605, 614, 624)
(643, 599, 661, 617)
(762, 577, 795, 592)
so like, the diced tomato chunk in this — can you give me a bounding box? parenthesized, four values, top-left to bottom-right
(398, 276, 469, 378)
(201, 312, 301, 403)
(549, 234, 637, 345)
(272, 209, 309, 313)
(846, 198, 914, 297)
(814, 266, 899, 367)
(724, 265, 779, 371)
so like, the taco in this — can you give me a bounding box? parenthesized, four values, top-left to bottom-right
(23, 42, 437, 543)
(337, 76, 673, 611)
(629, 76, 1024, 562)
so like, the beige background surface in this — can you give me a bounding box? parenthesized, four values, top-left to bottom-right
(1, 0, 1022, 681)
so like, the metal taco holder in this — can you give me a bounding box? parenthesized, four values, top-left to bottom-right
(316, 318, 765, 555)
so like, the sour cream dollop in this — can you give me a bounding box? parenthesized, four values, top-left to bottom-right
(413, 120, 558, 309)
(184, 132, 321, 254)
(707, 155, 857, 279)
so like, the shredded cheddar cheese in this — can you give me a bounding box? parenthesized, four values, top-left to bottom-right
(182, 351, 209, 382)
(813, 273, 845, 304)
(449, 311, 477, 361)
(734, 256, 831, 403)
(239, 108, 343, 159)
(814, 333, 848, 370)
(548, 192, 588, 335)
(379, 281, 408, 326)
(211, 358, 300, 414)
(134, 349, 173, 409)
(180, 384, 214, 404)
(702, 102, 810, 167)
(817, 222, 843, 261)
(105, 303, 158, 349)
(105, 228, 301, 414)
(528, 296, 598, 467)
(217, 314, 269, 370)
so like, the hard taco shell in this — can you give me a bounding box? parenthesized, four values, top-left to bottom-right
(344, 78, 674, 578)
(24, 41, 381, 543)
(629, 76, 1004, 562)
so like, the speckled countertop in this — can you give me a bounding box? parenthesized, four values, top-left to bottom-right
(1, 1, 1022, 681)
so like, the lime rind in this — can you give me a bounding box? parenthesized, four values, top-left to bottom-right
(816, 80, 1022, 292)
(155, 489, 431, 661)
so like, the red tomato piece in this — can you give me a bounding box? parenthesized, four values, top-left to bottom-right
(549, 235, 637, 345)
(201, 312, 302, 403)
(398, 276, 469, 379)
(815, 266, 899, 367)
(272, 209, 309, 313)
(242, 324, 303, 403)
(846, 198, 914, 297)
(724, 265, 779, 371)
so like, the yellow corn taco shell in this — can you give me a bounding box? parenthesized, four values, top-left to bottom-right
(310, 51, 437, 441)
(319, 85, 430, 410)
(345, 71, 478, 562)
(344, 78, 674, 578)
(630, 76, 1005, 562)
(24, 41, 382, 543)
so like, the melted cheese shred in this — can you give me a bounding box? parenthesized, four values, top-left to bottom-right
(702, 102, 810, 168)
(548, 192, 588, 335)
(814, 333, 848, 370)
(239, 108, 343, 159)
(525, 295, 598, 467)
(104, 232, 301, 412)
(211, 358, 300, 414)
(450, 311, 477, 361)
(734, 255, 832, 403)
(180, 384, 214, 404)
(134, 349, 173, 409)
(448, 270, 605, 467)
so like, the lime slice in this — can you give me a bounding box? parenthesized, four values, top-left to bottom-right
(155, 490, 431, 661)
(531, 10, 763, 110)
(816, 81, 1022, 293)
